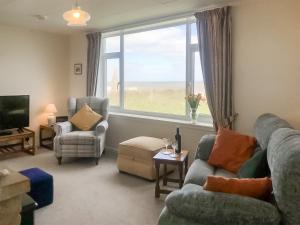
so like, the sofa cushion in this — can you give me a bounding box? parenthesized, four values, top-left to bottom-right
(214, 168, 237, 178)
(118, 136, 164, 161)
(253, 113, 292, 150)
(203, 176, 272, 200)
(184, 159, 214, 186)
(59, 131, 95, 145)
(158, 207, 200, 225)
(195, 134, 216, 161)
(165, 184, 281, 225)
(70, 104, 102, 131)
(208, 128, 256, 173)
(238, 148, 270, 178)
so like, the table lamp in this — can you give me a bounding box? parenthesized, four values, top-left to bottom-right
(46, 104, 57, 126)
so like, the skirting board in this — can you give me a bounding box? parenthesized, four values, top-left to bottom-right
(105, 145, 118, 153)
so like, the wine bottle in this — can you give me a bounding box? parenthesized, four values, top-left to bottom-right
(175, 127, 181, 154)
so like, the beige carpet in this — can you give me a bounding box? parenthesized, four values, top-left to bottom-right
(0, 149, 166, 225)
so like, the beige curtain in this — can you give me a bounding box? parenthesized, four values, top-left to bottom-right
(195, 7, 236, 130)
(86, 32, 102, 96)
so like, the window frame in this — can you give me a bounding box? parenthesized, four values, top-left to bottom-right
(99, 17, 212, 124)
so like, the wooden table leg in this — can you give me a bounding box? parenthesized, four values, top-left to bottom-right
(178, 163, 183, 188)
(155, 161, 160, 198)
(185, 155, 189, 175)
(163, 163, 167, 186)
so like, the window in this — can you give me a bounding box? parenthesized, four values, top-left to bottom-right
(106, 58, 120, 107)
(100, 18, 211, 123)
(124, 25, 186, 115)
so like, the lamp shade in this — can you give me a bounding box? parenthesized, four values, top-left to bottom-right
(63, 6, 91, 26)
(45, 104, 57, 114)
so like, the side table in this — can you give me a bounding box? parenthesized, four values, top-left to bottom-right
(153, 150, 189, 198)
(39, 125, 55, 150)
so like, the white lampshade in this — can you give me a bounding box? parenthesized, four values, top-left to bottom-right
(63, 5, 91, 26)
(45, 104, 57, 114)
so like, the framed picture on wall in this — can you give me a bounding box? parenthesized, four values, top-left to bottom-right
(74, 63, 82, 75)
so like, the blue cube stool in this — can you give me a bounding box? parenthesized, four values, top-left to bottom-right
(20, 168, 53, 209)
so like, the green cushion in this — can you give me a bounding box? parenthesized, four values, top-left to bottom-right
(238, 148, 270, 178)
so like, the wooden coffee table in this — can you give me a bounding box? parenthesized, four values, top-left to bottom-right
(153, 149, 189, 198)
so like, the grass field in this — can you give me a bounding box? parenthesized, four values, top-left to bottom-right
(108, 89, 210, 116)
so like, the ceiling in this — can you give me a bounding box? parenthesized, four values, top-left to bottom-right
(0, 0, 237, 34)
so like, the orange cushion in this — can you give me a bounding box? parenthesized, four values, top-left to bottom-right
(207, 128, 256, 173)
(203, 176, 272, 200)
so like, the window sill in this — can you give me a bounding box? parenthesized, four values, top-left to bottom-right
(108, 112, 214, 132)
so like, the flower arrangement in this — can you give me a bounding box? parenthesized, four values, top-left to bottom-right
(185, 94, 202, 123)
(186, 93, 202, 110)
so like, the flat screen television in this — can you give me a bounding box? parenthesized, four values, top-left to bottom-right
(0, 95, 29, 131)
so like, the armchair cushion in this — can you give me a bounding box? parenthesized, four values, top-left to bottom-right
(70, 104, 102, 131)
(59, 131, 96, 145)
(165, 184, 281, 225)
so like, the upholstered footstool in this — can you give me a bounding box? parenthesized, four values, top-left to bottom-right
(117, 136, 173, 180)
(20, 168, 53, 209)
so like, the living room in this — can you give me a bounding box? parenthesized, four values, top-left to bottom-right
(0, 0, 300, 225)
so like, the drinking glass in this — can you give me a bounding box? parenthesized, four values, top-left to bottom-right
(170, 142, 178, 158)
(161, 138, 171, 155)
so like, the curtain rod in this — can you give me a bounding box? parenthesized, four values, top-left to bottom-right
(87, 0, 241, 34)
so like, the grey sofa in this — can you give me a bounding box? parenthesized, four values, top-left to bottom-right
(54, 97, 109, 165)
(158, 113, 300, 225)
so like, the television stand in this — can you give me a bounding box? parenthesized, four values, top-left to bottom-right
(17, 128, 25, 133)
(0, 130, 13, 136)
(0, 128, 35, 156)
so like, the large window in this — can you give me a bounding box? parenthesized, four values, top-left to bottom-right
(100, 18, 211, 123)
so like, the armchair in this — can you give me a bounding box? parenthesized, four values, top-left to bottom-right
(54, 97, 109, 165)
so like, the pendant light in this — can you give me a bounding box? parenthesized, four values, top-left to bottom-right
(63, 1, 91, 26)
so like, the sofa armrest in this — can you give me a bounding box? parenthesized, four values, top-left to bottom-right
(54, 121, 72, 136)
(165, 184, 281, 225)
(195, 134, 216, 160)
(95, 120, 109, 135)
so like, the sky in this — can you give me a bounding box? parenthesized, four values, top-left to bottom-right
(105, 23, 203, 83)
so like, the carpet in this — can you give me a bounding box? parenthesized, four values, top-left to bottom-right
(0, 149, 166, 225)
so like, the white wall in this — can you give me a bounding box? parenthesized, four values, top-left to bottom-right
(232, 0, 300, 134)
(69, 34, 87, 97)
(0, 25, 70, 141)
(106, 114, 214, 160)
(69, 0, 300, 156)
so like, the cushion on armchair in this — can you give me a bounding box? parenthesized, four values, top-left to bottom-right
(165, 184, 281, 225)
(70, 104, 102, 131)
(59, 131, 96, 145)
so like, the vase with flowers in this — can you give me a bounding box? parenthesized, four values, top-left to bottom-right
(185, 93, 202, 124)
